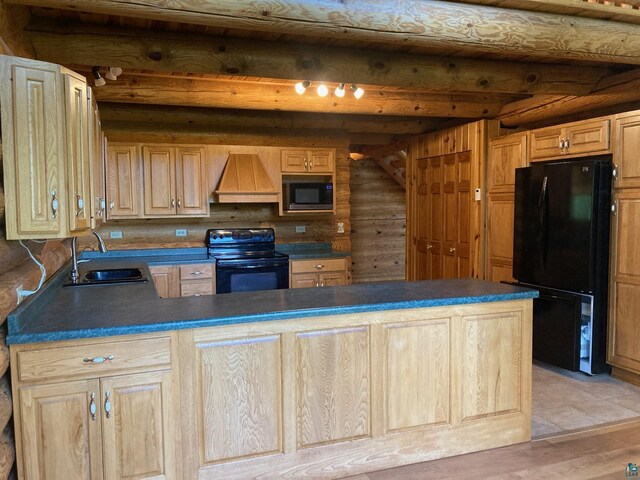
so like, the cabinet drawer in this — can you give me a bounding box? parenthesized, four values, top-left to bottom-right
(291, 258, 346, 274)
(181, 280, 214, 297)
(16, 336, 171, 383)
(179, 263, 213, 280)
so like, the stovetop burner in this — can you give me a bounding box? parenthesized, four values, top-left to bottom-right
(205, 228, 287, 261)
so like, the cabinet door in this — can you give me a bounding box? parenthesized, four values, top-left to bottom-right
(486, 193, 516, 283)
(565, 118, 609, 156)
(0, 59, 66, 238)
(613, 113, 640, 189)
(19, 380, 103, 480)
(143, 146, 176, 216)
(307, 149, 334, 173)
(65, 74, 92, 232)
(530, 126, 563, 160)
(487, 133, 528, 194)
(608, 190, 640, 372)
(296, 327, 370, 448)
(101, 371, 177, 480)
(106, 144, 141, 218)
(149, 266, 179, 298)
(88, 90, 106, 228)
(175, 147, 208, 215)
(290, 273, 318, 289)
(319, 271, 346, 287)
(194, 335, 282, 465)
(281, 149, 307, 173)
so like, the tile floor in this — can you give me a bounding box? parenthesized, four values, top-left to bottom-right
(531, 361, 640, 437)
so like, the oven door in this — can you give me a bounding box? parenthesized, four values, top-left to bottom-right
(215, 259, 289, 294)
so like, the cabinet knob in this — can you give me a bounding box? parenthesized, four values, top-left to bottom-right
(426, 244, 433, 250)
(104, 391, 111, 419)
(51, 190, 59, 219)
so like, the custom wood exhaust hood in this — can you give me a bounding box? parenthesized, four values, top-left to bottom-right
(215, 153, 279, 203)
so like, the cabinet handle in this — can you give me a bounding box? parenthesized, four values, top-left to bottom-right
(304, 158, 309, 171)
(449, 247, 456, 253)
(98, 196, 106, 215)
(171, 198, 175, 208)
(314, 264, 325, 269)
(89, 393, 97, 421)
(320, 279, 325, 287)
(315, 279, 319, 287)
(109, 200, 115, 211)
(83, 355, 114, 363)
(190, 271, 203, 276)
(426, 244, 433, 250)
(104, 391, 111, 419)
(611, 201, 618, 216)
(177, 198, 182, 208)
(565, 138, 571, 150)
(558, 138, 564, 150)
(51, 190, 59, 219)
(309, 157, 313, 169)
(612, 164, 618, 180)
(75, 194, 85, 217)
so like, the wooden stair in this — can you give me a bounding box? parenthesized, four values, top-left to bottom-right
(357, 142, 408, 189)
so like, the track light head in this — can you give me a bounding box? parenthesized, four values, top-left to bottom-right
(351, 83, 364, 99)
(317, 83, 329, 97)
(335, 83, 346, 98)
(295, 80, 310, 95)
(92, 66, 106, 87)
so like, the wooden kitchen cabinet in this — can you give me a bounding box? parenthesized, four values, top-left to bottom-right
(150, 263, 215, 298)
(12, 334, 178, 480)
(289, 257, 350, 288)
(486, 132, 528, 283)
(88, 89, 106, 228)
(106, 143, 143, 219)
(0, 55, 95, 239)
(612, 111, 640, 189)
(281, 148, 334, 174)
(529, 118, 610, 160)
(143, 146, 208, 217)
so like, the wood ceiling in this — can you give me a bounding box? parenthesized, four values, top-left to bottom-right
(4, 0, 640, 147)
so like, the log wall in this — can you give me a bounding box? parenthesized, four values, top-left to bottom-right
(350, 158, 406, 283)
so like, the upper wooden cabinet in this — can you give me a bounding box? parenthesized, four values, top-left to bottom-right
(88, 90, 106, 228)
(487, 132, 528, 194)
(612, 111, 640, 189)
(530, 118, 610, 160)
(106, 143, 142, 219)
(0, 55, 95, 239)
(281, 149, 334, 174)
(143, 145, 208, 217)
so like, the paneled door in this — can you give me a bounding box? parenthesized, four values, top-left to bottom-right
(106, 144, 141, 219)
(143, 146, 176, 216)
(175, 147, 208, 215)
(19, 380, 104, 480)
(443, 152, 471, 279)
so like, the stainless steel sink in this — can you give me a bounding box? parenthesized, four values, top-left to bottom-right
(65, 268, 148, 286)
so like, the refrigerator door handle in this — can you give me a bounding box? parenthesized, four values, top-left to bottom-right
(538, 176, 549, 265)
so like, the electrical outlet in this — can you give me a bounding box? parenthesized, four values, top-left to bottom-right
(175, 229, 188, 237)
(109, 231, 123, 239)
(295, 225, 306, 234)
(337, 222, 345, 234)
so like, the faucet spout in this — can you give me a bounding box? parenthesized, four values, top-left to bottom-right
(69, 231, 108, 283)
(93, 231, 108, 253)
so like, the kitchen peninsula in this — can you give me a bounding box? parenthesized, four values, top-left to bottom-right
(8, 257, 537, 480)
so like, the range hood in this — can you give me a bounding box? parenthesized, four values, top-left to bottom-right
(215, 153, 279, 203)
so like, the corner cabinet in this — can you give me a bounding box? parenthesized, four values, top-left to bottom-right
(0, 55, 95, 239)
(11, 334, 179, 480)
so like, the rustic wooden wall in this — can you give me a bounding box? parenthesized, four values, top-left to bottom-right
(88, 135, 351, 253)
(350, 158, 405, 283)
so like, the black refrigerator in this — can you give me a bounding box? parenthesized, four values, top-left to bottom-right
(513, 155, 612, 374)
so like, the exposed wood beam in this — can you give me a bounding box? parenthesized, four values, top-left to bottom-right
(88, 73, 520, 118)
(7, 0, 640, 65)
(499, 69, 640, 126)
(103, 122, 351, 148)
(98, 104, 446, 135)
(26, 20, 612, 96)
(0, 1, 32, 57)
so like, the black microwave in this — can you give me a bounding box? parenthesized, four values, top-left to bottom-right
(283, 182, 333, 210)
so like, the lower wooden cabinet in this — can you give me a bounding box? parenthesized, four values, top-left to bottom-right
(289, 257, 350, 288)
(12, 334, 178, 480)
(150, 263, 215, 298)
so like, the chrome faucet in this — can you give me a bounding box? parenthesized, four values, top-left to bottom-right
(70, 231, 108, 283)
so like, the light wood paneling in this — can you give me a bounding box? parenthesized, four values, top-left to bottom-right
(296, 327, 370, 448)
(461, 312, 523, 421)
(384, 319, 450, 432)
(613, 111, 640, 189)
(101, 370, 176, 480)
(19, 379, 104, 480)
(195, 335, 282, 464)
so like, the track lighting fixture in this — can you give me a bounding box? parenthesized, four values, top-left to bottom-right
(104, 66, 123, 81)
(335, 83, 346, 98)
(295, 80, 311, 95)
(351, 83, 365, 99)
(92, 66, 106, 87)
(317, 83, 329, 97)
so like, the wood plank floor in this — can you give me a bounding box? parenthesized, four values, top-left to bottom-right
(343, 419, 640, 479)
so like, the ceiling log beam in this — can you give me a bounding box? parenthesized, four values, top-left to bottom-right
(26, 21, 612, 96)
(98, 104, 445, 135)
(88, 73, 520, 118)
(499, 69, 640, 126)
(7, 0, 640, 65)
